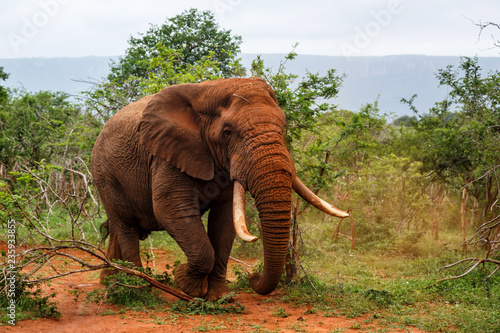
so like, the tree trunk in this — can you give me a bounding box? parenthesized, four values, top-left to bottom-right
(431, 183, 444, 241)
(461, 188, 469, 250)
(350, 211, 355, 251)
(285, 198, 301, 284)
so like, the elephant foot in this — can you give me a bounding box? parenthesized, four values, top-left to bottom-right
(174, 263, 209, 298)
(206, 277, 232, 301)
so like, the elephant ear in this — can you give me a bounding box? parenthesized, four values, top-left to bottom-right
(138, 84, 215, 181)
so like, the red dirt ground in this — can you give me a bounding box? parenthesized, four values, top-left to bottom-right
(1, 247, 425, 333)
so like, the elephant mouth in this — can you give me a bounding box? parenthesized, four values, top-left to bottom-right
(232, 177, 349, 242)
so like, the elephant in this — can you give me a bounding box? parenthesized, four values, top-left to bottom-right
(91, 77, 348, 300)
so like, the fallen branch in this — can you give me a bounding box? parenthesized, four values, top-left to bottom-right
(229, 256, 253, 267)
(429, 212, 500, 287)
(2, 161, 193, 305)
(5, 245, 193, 301)
(107, 262, 193, 301)
(427, 257, 500, 288)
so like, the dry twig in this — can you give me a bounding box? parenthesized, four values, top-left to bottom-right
(430, 214, 500, 287)
(1, 160, 192, 303)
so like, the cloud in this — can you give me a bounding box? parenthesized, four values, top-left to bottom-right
(0, 0, 499, 58)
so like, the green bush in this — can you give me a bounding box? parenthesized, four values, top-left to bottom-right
(86, 271, 164, 310)
(0, 271, 61, 324)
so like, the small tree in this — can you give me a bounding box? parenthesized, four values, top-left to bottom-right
(108, 9, 244, 83)
(401, 57, 500, 281)
(85, 46, 229, 122)
(85, 9, 245, 121)
(406, 58, 500, 226)
(0, 91, 82, 169)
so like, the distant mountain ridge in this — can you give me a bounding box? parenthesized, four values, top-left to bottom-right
(1, 56, 117, 98)
(2, 54, 500, 117)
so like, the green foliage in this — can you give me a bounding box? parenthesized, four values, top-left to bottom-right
(251, 46, 343, 145)
(86, 268, 164, 309)
(279, 274, 330, 305)
(231, 264, 251, 290)
(0, 90, 85, 168)
(86, 258, 178, 310)
(0, 271, 61, 324)
(402, 57, 500, 221)
(0, 173, 34, 224)
(1, 165, 45, 228)
(108, 8, 243, 83)
(231, 263, 263, 291)
(170, 293, 246, 315)
(0, 66, 9, 105)
(0, 161, 100, 245)
(86, 9, 245, 120)
(272, 306, 289, 318)
(139, 252, 176, 286)
(345, 155, 433, 252)
(391, 114, 417, 127)
(130, 45, 223, 96)
(296, 103, 387, 193)
(278, 252, 500, 333)
(363, 289, 393, 306)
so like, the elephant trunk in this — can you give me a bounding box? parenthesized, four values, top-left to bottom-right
(245, 155, 293, 295)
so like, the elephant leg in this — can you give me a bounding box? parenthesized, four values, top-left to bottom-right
(151, 164, 217, 298)
(100, 220, 120, 283)
(206, 192, 236, 301)
(164, 215, 215, 298)
(155, 197, 214, 297)
(100, 217, 142, 283)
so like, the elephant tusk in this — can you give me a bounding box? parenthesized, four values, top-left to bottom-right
(292, 177, 349, 218)
(233, 181, 259, 242)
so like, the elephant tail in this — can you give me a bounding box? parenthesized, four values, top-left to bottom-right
(99, 220, 110, 242)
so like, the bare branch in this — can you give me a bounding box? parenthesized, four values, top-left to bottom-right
(475, 21, 500, 48)
(229, 256, 253, 267)
(460, 164, 500, 190)
(2, 161, 192, 304)
(428, 259, 482, 288)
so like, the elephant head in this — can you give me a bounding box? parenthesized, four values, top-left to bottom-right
(138, 77, 348, 295)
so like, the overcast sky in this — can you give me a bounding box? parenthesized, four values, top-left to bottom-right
(1, 0, 500, 59)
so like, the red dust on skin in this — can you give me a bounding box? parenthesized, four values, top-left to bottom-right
(3, 247, 425, 333)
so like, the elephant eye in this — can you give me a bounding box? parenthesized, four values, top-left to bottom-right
(223, 129, 232, 140)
